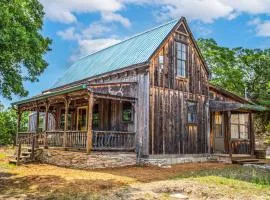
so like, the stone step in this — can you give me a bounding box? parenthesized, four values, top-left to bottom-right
(9, 159, 18, 164)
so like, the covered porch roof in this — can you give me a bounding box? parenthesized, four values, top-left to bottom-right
(209, 100, 267, 112)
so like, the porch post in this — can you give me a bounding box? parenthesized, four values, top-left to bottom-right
(227, 111, 232, 159)
(86, 92, 94, 154)
(16, 109, 21, 145)
(63, 97, 70, 149)
(44, 101, 50, 149)
(31, 105, 39, 160)
(249, 112, 255, 156)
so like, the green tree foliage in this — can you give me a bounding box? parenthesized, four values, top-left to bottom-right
(0, 0, 51, 99)
(197, 38, 270, 107)
(0, 103, 28, 145)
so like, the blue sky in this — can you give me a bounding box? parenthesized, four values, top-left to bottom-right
(1, 0, 270, 107)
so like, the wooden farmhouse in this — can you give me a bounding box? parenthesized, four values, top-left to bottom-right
(12, 17, 264, 166)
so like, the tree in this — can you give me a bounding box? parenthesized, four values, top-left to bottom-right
(0, 104, 28, 145)
(197, 38, 270, 106)
(0, 0, 51, 99)
(197, 38, 270, 133)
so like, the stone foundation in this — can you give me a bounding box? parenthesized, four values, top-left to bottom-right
(38, 149, 137, 169)
(139, 154, 213, 167)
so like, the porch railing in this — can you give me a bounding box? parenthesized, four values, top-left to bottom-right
(17, 130, 135, 151)
(230, 139, 251, 154)
(93, 131, 135, 150)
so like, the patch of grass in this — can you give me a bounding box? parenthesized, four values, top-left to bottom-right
(0, 153, 6, 159)
(173, 165, 270, 185)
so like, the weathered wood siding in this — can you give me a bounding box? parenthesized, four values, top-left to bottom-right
(90, 69, 150, 155)
(149, 22, 209, 155)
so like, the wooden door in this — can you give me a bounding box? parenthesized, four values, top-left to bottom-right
(214, 112, 225, 153)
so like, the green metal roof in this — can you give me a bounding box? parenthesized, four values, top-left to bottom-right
(53, 19, 179, 88)
(239, 104, 268, 112)
(12, 84, 87, 106)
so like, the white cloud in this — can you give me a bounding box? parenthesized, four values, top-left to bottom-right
(256, 21, 270, 36)
(40, 0, 128, 26)
(57, 27, 80, 40)
(101, 12, 131, 27)
(70, 38, 121, 61)
(82, 23, 112, 39)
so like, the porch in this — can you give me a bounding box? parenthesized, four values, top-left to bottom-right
(15, 83, 137, 153)
(209, 100, 256, 158)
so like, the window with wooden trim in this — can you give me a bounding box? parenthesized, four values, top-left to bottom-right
(176, 42, 187, 77)
(158, 54, 164, 72)
(187, 101, 197, 123)
(77, 107, 87, 131)
(231, 114, 249, 139)
(92, 104, 99, 129)
(122, 102, 133, 123)
(215, 112, 223, 137)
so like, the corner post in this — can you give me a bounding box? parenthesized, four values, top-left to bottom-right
(31, 104, 39, 160)
(227, 111, 232, 159)
(249, 112, 255, 156)
(86, 92, 94, 154)
(16, 109, 22, 145)
(63, 97, 71, 149)
(44, 101, 50, 149)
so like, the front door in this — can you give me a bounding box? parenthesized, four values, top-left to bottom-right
(77, 106, 87, 131)
(214, 112, 225, 153)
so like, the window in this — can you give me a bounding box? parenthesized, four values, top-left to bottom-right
(176, 42, 187, 77)
(93, 104, 99, 129)
(231, 114, 249, 139)
(209, 92, 215, 100)
(187, 101, 197, 123)
(77, 107, 87, 131)
(122, 102, 133, 122)
(158, 54, 164, 72)
(60, 110, 72, 130)
(215, 112, 223, 137)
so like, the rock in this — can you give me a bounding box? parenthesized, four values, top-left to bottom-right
(170, 193, 189, 200)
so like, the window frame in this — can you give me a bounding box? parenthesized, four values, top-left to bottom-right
(76, 106, 88, 131)
(214, 112, 224, 138)
(176, 41, 188, 78)
(122, 102, 134, 123)
(231, 113, 249, 140)
(187, 101, 197, 124)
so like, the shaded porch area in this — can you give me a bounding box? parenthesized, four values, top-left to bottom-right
(15, 83, 137, 153)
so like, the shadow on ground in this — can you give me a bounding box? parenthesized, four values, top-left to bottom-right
(0, 173, 125, 200)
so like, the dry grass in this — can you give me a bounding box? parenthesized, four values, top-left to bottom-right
(1, 147, 270, 199)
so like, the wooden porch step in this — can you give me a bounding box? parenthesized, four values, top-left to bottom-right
(233, 159, 260, 164)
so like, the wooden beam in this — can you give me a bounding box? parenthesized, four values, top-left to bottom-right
(44, 101, 50, 149)
(31, 105, 39, 160)
(86, 92, 94, 154)
(16, 109, 21, 145)
(63, 97, 71, 149)
(249, 113, 255, 156)
(227, 111, 232, 159)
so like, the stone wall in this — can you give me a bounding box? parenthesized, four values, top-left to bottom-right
(38, 149, 137, 169)
(139, 154, 213, 167)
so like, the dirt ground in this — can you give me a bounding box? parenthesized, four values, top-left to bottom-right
(0, 147, 270, 200)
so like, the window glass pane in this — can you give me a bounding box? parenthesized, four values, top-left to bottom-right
(78, 108, 87, 131)
(159, 55, 164, 64)
(215, 124, 223, 137)
(181, 43, 186, 52)
(181, 61, 185, 76)
(177, 50, 182, 59)
(177, 42, 182, 51)
(187, 102, 197, 123)
(182, 51, 186, 60)
(231, 124, 239, 138)
(240, 125, 248, 139)
(122, 102, 133, 122)
(231, 114, 239, 123)
(239, 114, 248, 124)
